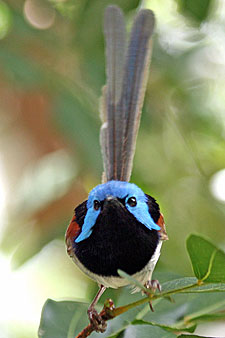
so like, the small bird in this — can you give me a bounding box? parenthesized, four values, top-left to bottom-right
(66, 5, 168, 332)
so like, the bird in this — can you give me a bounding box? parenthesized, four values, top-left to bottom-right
(66, 5, 168, 333)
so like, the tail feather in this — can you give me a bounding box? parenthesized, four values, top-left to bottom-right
(120, 10, 155, 181)
(101, 6, 155, 182)
(101, 5, 126, 181)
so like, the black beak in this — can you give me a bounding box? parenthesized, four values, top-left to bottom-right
(103, 196, 124, 210)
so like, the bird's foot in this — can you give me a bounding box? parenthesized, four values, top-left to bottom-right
(87, 307, 107, 333)
(144, 279, 161, 312)
(145, 279, 161, 293)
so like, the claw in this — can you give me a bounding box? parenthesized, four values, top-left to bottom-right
(145, 279, 161, 293)
(87, 308, 107, 333)
(144, 279, 161, 312)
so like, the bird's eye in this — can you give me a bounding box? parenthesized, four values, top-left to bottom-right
(127, 197, 137, 207)
(93, 200, 101, 211)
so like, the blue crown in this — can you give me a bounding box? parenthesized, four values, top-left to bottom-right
(75, 180, 160, 243)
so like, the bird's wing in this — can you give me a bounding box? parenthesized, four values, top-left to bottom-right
(156, 213, 169, 241)
(66, 214, 81, 257)
(100, 6, 155, 182)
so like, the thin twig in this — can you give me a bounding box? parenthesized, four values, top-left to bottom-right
(75, 282, 201, 338)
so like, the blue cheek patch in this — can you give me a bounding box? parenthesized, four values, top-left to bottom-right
(75, 180, 160, 243)
(75, 205, 100, 243)
(125, 195, 160, 231)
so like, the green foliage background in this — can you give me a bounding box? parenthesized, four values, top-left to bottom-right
(0, 0, 225, 337)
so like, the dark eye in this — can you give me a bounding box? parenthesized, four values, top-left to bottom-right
(127, 197, 137, 207)
(93, 200, 101, 211)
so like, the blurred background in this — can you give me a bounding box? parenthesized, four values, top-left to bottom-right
(0, 0, 225, 337)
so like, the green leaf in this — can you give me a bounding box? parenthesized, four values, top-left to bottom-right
(179, 283, 225, 293)
(182, 295, 225, 324)
(186, 234, 225, 283)
(161, 278, 225, 295)
(116, 276, 225, 301)
(38, 299, 89, 338)
(141, 289, 225, 331)
(108, 324, 176, 338)
(161, 277, 197, 293)
(132, 319, 196, 333)
(117, 270, 149, 293)
(190, 311, 225, 323)
(161, 277, 225, 293)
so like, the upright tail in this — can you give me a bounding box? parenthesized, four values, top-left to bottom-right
(100, 5, 155, 182)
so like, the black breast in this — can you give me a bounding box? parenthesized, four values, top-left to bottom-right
(73, 195, 160, 277)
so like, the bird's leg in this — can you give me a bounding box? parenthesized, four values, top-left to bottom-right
(87, 285, 107, 333)
(144, 279, 161, 312)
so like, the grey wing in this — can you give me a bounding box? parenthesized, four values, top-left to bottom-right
(100, 6, 155, 182)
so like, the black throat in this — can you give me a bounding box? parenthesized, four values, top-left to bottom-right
(73, 195, 160, 277)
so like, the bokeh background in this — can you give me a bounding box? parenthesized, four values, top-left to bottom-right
(0, 0, 225, 337)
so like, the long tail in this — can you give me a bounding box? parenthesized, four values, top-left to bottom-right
(100, 5, 155, 182)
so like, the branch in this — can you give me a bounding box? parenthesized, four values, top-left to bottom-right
(75, 281, 201, 338)
(75, 299, 115, 338)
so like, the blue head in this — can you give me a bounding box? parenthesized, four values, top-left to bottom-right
(75, 181, 160, 243)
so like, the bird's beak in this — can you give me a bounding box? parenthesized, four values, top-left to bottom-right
(103, 196, 124, 210)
